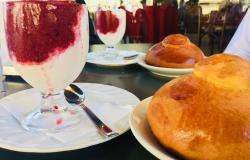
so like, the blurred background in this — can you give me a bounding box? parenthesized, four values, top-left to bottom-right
(85, 0, 249, 56)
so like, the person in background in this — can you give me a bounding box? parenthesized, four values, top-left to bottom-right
(186, 0, 199, 6)
(185, 0, 200, 16)
(183, 0, 201, 34)
(179, 0, 185, 8)
(178, 0, 185, 33)
(219, 0, 232, 11)
(172, 0, 178, 8)
(224, 9, 250, 61)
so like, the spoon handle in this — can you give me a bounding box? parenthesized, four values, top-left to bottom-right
(123, 54, 138, 60)
(80, 103, 119, 137)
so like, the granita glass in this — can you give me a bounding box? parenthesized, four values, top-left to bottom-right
(2, 0, 89, 132)
(95, 8, 126, 60)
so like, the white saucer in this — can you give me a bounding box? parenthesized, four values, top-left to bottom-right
(129, 97, 176, 160)
(87, 51, 144, 67)
(137, 55, 193, 78)
(0, 83, 140, 153)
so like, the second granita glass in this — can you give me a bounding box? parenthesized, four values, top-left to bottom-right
(95, 8, 126, 60)
(2, 0, 89, 132)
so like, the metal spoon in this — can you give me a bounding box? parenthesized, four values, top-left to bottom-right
(123, 54, 138, 60)
(64, 84, 119, 138)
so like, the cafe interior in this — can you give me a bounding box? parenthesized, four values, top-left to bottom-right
(0, 0, 250, 160)
(86, 0, 249, 54)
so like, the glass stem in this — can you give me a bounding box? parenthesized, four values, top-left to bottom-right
(103, 46, 119, 60)
(40, 92, 67, 113)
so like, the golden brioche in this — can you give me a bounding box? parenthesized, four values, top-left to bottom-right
(145, 34, 205, 68)
(147, 54, 250, 160)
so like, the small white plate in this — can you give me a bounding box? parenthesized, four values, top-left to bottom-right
(129, 97, 177, 160)
(137, 55, 193, 78)
(87, 51, 144, 67)
(0, 83, 140, 153)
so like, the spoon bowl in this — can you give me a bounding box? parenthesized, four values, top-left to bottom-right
(65, 85, 85, 104)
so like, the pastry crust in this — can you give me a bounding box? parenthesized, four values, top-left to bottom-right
(145, 34, 205, 68)
(147, 54, 250, 160)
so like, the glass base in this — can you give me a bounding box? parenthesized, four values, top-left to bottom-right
(102, 46, 120, 61)
(21, 93, 84, 132)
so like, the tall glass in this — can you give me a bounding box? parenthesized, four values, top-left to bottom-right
(95, 8, 126, 60)
(2, 0, 89, 132)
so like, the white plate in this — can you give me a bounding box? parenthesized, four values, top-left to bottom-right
(129, 97, 177, 160)
(87, 50, 144, 67)
(0, 83, 140, 153)
(137, 55, 193, 77)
